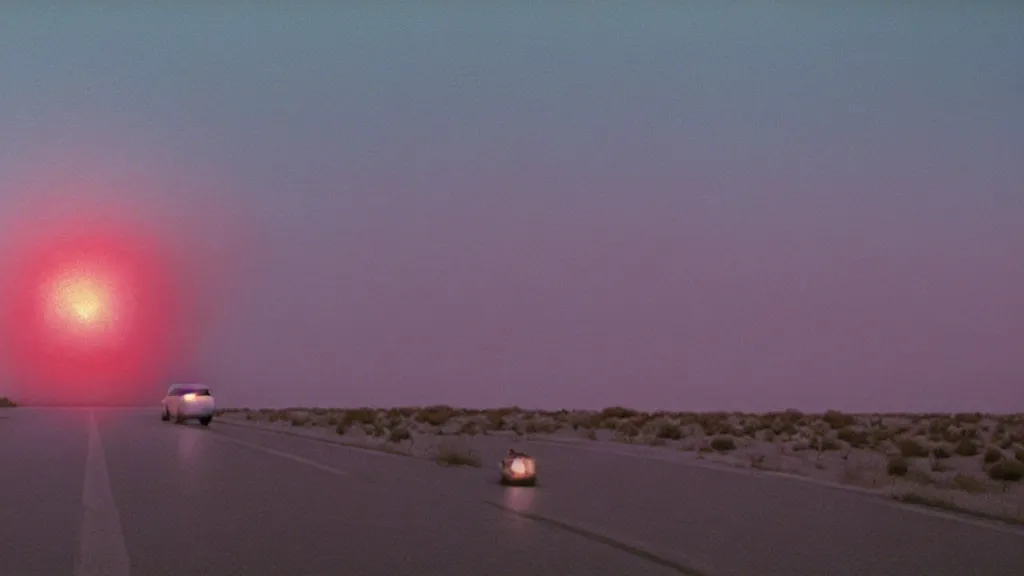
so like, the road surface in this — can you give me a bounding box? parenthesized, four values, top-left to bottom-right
(1, 408, 1021, 576)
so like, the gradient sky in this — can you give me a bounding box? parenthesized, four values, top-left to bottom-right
(1, 3, 1021, 412)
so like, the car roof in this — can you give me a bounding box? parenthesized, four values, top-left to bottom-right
(167, 383, 209, 390)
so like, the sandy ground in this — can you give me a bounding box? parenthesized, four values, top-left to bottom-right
(216, 406, 1024, 524)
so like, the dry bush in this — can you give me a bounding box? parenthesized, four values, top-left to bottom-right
(615, 420, 640, 441)
(954, 412, 983, 424)
(950, 474, 988, 493)
(710, 436, 736, 452)
(655, 422, 685, 440)
(388, 427, 412, 443)
(823, 410, 857, 430)
(334, 408, 378, 434)
(433, 439, 481, 467)
(810, 436, 843, 452)
(483, 407, 521, 431)
(525, 417, 560, 434)
(484, 410, 505, 431)
(953, 438, 980, 457)
(836, 427, 870, 448)
(983, 446, 1004, 464)
(459, 420, 481, 436)
(887, 457, 909, 476)
(415, 405, 456, 427)
(600, 406, 639, 420)
(987, 459, 1024, 482)
(896, 438, 930, 459)
(0, 396, 18, 407)
(567, 411, 596, 430)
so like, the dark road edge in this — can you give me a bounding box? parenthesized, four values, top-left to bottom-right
(481, 500, 713, 576)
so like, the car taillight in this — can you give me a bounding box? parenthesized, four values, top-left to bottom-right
(182, 393, 196, 401)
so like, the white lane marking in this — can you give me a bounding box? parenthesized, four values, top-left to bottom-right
(76, 411, 131, 576)
(212, 433, 351, 477)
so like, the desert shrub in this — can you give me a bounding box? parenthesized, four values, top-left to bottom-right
(983, 446, 1004, 464)
(953, 438, 980, 457)
(927, 417, 954, 436)
(0, 397, 18, 407)
(615, 420, 640, 440)
(567, 411, 595, 430)
(1015, 447, 1024, 463)
(600, 406, 638, 420)
(870, 428, 895, 446)
(483, 410, 506, 430)
(655, 423, 684, 440)
(887, 457, 909, 476)
(954, 412, 982, 424)
(289, 414, 309, 426)
(771, 421, 799, 436)
(434, 440, 481, 467)
(931, 444, 952, 459)
(697, 412, 730, 435)
(987, 459, 1024, 482)
(823, 410, 857, 430)
(631, 413, 656, 430)
(459, 421, 481, 436)
(525, 417, 560, 434)
(836, 427, 870, 448)
(388, 427, 412, 443)
(811, 437, 843, 451)
(415, 405, 455, 427)
(343, 408, 378, 426)
(951, 474, 987, 493)
(710, 436, 736, 452)
(896, 438, 930, 459)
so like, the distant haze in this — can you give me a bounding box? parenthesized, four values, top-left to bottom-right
(1, 4, 1021, 412)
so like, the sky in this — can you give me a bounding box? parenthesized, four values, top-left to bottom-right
(0, 3, 1021, 412)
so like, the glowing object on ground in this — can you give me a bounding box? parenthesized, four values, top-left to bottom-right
(510, 458, 527, 475)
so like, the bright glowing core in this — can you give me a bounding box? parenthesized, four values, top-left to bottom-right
(54, 276, 111, 325)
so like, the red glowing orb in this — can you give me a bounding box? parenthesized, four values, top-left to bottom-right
(2, 223, 180, 405)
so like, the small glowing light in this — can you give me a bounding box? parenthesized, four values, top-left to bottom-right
(182, 393, 197, 402)
(510, 458, 527, 475)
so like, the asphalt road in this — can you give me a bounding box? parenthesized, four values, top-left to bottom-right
(2, 408, 1022, 576)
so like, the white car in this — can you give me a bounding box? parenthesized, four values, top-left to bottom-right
(161, 383, 216, 426)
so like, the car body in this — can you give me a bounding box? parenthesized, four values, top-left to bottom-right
(499, 451, 537, 486)
(161, 383, 215, 426)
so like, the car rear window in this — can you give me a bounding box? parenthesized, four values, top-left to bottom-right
(174, 386, 211, 396)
